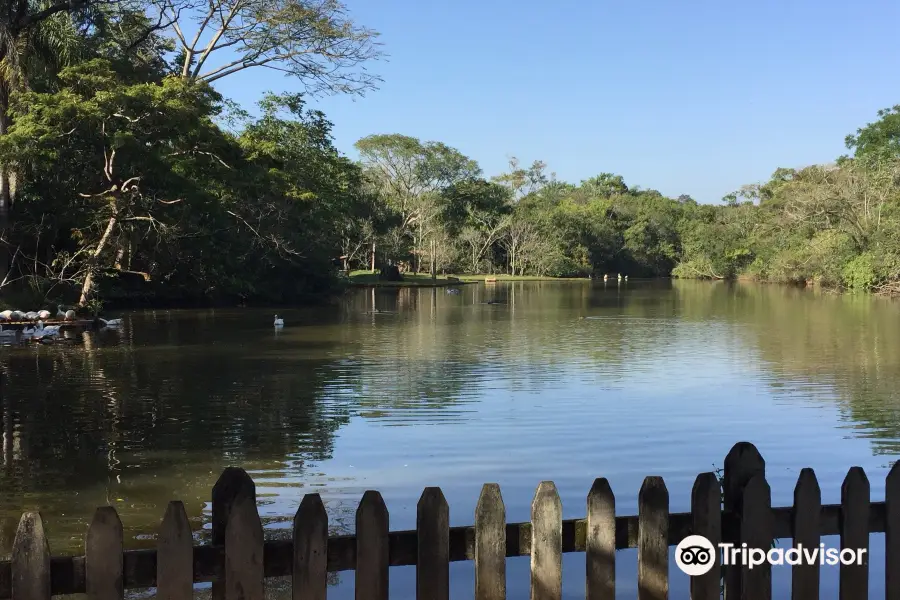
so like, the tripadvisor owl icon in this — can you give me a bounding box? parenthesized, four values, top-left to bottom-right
(676, 535, 717, 576)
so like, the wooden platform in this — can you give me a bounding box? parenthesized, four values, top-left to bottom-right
(0, 319, 97, 329)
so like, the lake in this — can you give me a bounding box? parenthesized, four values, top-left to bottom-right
(1, 279, 899, 598)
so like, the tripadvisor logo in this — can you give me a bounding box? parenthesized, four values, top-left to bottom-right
(675, 535, 868, 576)
(675, 536, 717, 576)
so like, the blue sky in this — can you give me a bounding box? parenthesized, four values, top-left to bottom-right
(211, 0, 900, 203)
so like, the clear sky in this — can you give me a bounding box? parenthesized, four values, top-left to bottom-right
(211, 0, 900, 203)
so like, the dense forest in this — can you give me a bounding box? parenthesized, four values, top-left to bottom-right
(0, 0, 899, 308)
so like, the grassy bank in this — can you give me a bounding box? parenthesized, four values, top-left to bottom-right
(347, 271, 589, 287)
(347, 271, 470, 288)
(456, 274, 588, 282)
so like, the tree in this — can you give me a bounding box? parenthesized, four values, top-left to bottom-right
(845, 105, 900, 160)
(441, 178, 510, 272)
(581, 173, 629, 197)
(0, 59, 235, 304)
(237, 92, 374, 278)
(491, 156, 548, 199)
(160, 0, 383, 92)
(0, 0, 176, 283)
(355, 134, 480, 269)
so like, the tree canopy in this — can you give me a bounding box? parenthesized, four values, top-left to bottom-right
(1, 0, 900, 307)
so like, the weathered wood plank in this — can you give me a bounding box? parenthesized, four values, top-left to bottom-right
(586, 478, 615, 600)
(791, 469, 819, 600)
(11, 513, 50, 600)
(722, 442, 765, 600)
(293, 494, 328, 600)
(690, 472, 721, 600)
(887, 461, 900, 600)
(356, 491, 389, 600)
(224, 495, 263, 600)
(0, 499, 893, 598)
(86, 507, 124, 600)
(212, 468, 256, 600)
(840, 467, 869, 600)
(157, 501, 193, 600)
(740, 474, 772, 600)
(637, 477, 668, 600)
(475, 483, 505, 600)
(531, 482, 561, 600)
(417, 487, 449, 600)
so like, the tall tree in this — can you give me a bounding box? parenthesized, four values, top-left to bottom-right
(354, 133, 480, 269)
(160, 0, 383, 91)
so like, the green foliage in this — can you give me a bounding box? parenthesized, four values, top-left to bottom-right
(842, 253, 879, 292)
(3, 0, 900, 305)
(846, 105, 900, 160)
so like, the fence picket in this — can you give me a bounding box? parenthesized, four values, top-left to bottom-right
(637, 476, 668, 600)
(11, 513, 50, 600)
(417, 487, 449, 600)
(212, 468, 256, 600)
(475, 483, 506, 600)
(293, 493, 328, 600)
(224, 495, 263, 600)
(86, 507, 124, 600)
(887, 462, 900, 600)
(839, 467, 869, 600)
(791, 469, 820, 600)
(741, 474, 772, 600)
(356, 491, 389, 600)
(531, 482, 561, 600)
(157, 501, 193, 600)
(723, 442, 765, 600)
(586, 478, 615, 600)
(690, 472, 720, 600)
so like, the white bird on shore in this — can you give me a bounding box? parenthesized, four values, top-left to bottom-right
(37, 310, 51, 320)
(56, 305, 76, 320)
(97, 317, 123, 328)
(10, 310, 24, 320)
(274, 315, 284, 327)
(24, 311, 39, 320)
(0, 310, 10, 321)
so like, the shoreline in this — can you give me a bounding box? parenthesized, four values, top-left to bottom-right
(347, 271, 591, 288)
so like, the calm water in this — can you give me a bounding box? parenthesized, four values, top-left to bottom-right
(1, 280, 899, 598)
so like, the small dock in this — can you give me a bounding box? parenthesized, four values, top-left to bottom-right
(0, 319, 99, 330)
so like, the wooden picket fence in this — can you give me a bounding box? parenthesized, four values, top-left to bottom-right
(1, 441, 899, 600)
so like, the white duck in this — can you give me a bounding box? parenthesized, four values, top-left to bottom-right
(274, 315, 284, 327)
(57, 305, 76, 320)
(24, 311, 39, 320)
(0, 310, 10, 321)
(96, 317, 123, 328)
(37, 310, 51, 320)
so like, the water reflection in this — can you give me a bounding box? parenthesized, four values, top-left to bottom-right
(0, 281, 899, 598)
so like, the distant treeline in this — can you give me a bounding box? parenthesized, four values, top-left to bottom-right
(0, 1, 898, 307)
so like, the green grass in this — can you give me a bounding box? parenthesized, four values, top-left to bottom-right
(347, 270, 588, 287)
(347, 271, 465, 287)
(453, 273, 588, 282)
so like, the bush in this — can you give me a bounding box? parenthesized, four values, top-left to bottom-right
(842, 253, 879, 291)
